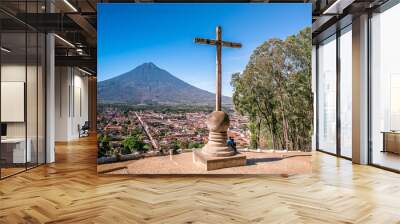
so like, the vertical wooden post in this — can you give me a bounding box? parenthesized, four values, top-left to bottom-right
(216, 26, 222, 111)
(194, 26, 241, 112)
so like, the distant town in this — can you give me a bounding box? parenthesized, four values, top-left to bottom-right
(97, 104, 250, 163)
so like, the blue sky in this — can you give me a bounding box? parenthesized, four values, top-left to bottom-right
(98, 3, 311, 96)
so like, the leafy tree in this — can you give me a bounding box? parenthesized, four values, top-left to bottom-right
(249, 121, 260, 149)
(170, 139, 180, 154)
(143, 144, 151, 151)
(122, 134, 146, 154)
(231, 27, 312, 151)
(188, 142, 203, 149)
(98, 134, 111, 158)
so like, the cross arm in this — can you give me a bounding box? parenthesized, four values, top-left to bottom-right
(194, 38, 242, 48)
(221, 41, 242, 48)
(194, 38, 217, 45)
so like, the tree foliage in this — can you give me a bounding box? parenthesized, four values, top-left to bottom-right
(122, 133, 146, 154)
(188, 142, 203, 149)
(170, 139, 180, 154)
(231, 27, 312, 151)
(98, 134, 111, 158)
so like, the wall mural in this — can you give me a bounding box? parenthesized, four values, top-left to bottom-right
(97, 3, 313, 175)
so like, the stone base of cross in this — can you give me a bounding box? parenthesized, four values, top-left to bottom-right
(193, 112, 247, 170)
(202, 111, 235, 157)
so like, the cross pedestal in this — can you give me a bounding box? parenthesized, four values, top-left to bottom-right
(193, 111, 246, 170)
(193, 26, 246, 171)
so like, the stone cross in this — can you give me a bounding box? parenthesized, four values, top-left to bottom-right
(194, 26, 242, 111)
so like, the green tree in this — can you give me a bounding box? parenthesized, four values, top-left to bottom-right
(122, 134, 146, 155)
(190, 142, 204, 149)
(231, 27, 312, 151)
(143, 144, 151, 151)
(170, 139, 180, 154)
(98, 134, 111, 158)
(188, 142, 201, 149)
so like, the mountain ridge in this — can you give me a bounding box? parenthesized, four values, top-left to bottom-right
(97, 62, 232, 107)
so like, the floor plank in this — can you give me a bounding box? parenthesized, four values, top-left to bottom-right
(0, 136, 399, 223)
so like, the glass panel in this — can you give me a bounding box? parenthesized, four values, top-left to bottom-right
(27, 31, 38, 169)
(26, 0, 39, 169)
(38, 32, 45, 165)
(0, 1, 46, 178)
(340, 26, 352, 158)
(318, 35, 337, 154)
(1, 31, 27, 177)
(371, 3, 400, 171)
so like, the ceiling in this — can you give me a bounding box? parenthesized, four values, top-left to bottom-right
(0, 0, 97, 74)
(3, 0, 389, 74)
(311, 0, 391, 43)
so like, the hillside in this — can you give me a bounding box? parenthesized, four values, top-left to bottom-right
(97, 62, 232, 107)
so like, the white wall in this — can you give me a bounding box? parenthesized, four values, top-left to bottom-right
(55, 66, 69, 141)
(55, 67, 89, 141)
(1, 63, 46, 164)
(1, 65, 26, 139)
(72, 73, 89, 138)
(1, 65, 42, 137)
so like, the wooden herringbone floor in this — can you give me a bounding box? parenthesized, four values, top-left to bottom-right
(1, 136, 400, 224)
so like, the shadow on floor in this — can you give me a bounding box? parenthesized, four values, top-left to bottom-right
(246, 157, 283, 165)
(246, 155, 312, 165)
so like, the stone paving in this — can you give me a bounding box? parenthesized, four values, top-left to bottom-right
(100, 150, 312, 175)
